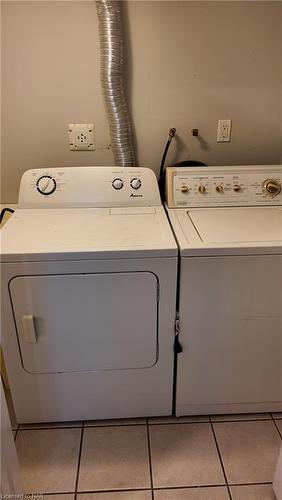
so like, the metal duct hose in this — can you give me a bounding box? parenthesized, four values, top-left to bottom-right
(96, 0, 135, 166)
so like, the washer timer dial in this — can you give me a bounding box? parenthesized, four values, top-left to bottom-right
(36, 175, 57, 195)
(263, 179, 281, 197)
(198, 185, 206, 194)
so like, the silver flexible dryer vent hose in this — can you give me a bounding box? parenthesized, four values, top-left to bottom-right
(96, 0, 135, 167)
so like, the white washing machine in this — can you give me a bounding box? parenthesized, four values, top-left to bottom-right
(1, 166, 178, 423)
(166, 165, 282, 416)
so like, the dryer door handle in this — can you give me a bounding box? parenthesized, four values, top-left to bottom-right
(21, 315, 37, 343)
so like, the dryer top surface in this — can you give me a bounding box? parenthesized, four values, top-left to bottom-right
(1, 206, 177, 262)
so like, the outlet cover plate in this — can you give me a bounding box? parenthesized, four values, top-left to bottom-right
(217, 119, 232, 142)
(68, 123, 95, 151)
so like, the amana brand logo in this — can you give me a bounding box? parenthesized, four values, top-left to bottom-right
(130, 193, 143, 197)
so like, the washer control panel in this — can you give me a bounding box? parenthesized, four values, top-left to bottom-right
(18, 167, 159, 208)
(166, 165, 282, 208)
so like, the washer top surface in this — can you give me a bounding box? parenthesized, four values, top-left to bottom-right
(167, 206, 282, 256)
(188, 207, 282, 243)
(165, 165, 282, 257)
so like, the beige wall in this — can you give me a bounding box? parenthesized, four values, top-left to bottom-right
(1, 1, 282, 202)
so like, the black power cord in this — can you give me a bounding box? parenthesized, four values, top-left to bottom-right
(0, 207, 15, 224)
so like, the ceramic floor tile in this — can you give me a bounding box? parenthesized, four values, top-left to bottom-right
(214, 420, 281, 484)
(16, 428, 81, 493)
(42, 496, 75, 500)
(78, 492, 152, 500)
(78, 425, 151, 491)
(84, 418, 146, 427)
(154, 486, 229, 500)
(275, 419, 282, 435)
(19, 421, 82, 430)
(211, 413, 271, 422)
(148, 416, 209, 424)
(149, 423, 225, 488)
(230, 484, 277, 499)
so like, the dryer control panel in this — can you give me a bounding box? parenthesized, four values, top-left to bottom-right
(18, 166, 161, 208)
(166, 165, 282, 208)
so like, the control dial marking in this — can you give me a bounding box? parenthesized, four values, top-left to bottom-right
(36, 175, 57, 195)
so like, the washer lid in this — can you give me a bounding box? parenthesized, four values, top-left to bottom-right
(188, 207, 282, 243)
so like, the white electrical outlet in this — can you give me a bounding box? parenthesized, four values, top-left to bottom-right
(68, 124, 95, 151)
(217, 119, 232, 142)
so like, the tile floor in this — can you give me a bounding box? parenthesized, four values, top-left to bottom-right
(12, 412, 282, 500)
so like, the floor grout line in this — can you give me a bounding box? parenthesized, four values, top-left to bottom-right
(14, 424, 19, 442)
(38, 492, 76, 496)
(19, 422, 147, 431)
(16, 415, 278, 431)
(74, 421, 85, 499)
(18, 424, 83, 431)
(84, 422, 146, 428)
(209, 417, 233, 500)
(146, 417, 155, 500)
(228, 481, 273, 487)
(28, 488, 154, 496)
(29, 481, 276, 496)
(209, 418, 271, 423)
(271, 414, 282, 439)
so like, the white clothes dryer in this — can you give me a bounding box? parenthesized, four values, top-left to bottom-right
(1, 166, 178, 423)
(166, 165, 282, 416)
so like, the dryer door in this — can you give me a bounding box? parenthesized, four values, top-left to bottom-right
(9, 272, 158, 374)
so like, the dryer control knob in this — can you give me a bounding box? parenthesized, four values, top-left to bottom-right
(181, 185, 189, 193)
(198, 185, 206, 194)
(130, 178, 142, 190)
(36, 175, 57, 195)
(112, 178, 124, 190)
(216, 185, 224, 193)
(263, 179, 281, 197)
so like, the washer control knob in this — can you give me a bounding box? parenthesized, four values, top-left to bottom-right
(130, 178, 142, 190)
(263, 179, 281, 196)
(198, 185, 206, 194)
(36, 175, 57, 195)
(233, 184, 241, 192)
(216, 185, 224, 193)
(181, 185, 189, 193)
(112, 178, 124, 190)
